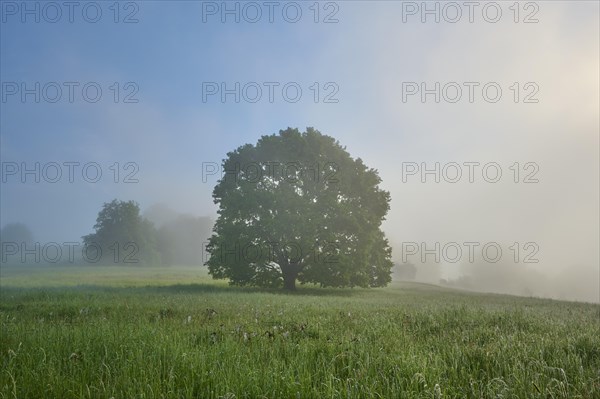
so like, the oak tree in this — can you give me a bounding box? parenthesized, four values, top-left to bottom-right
(205, 128, 393, 290)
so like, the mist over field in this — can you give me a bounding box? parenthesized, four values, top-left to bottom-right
(1, 1, 598, 303)
(1, 2, 600, 397)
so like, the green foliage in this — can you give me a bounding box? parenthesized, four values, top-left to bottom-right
(206, 127, 393, 290)
(82, 199, 160, 266)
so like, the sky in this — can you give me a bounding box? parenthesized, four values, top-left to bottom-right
(1, 1, 598, 302)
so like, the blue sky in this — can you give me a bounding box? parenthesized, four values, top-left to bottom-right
(1, 1, 599, 301)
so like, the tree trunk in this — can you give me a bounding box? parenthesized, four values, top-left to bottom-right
(282, 266, 297, 291)
(280, 257, 302, 291)
(283, 271, 297, 291)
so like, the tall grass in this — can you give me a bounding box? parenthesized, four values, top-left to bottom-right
(1, 265, 598, 398)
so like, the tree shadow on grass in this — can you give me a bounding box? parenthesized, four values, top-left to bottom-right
(137, 283, 362, 297)
(0, 282, 365, 298)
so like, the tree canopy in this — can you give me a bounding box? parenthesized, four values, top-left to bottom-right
(0, 223, 34, 245)
(205, 127, 393, 290)
(83, 199, 160, 265)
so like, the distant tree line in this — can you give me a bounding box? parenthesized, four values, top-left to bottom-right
(82, 199, 212, 266)
(0, 200, 212, 266)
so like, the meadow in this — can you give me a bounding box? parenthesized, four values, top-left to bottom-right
(1, 265, 599, 398)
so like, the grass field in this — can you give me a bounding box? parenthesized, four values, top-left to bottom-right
(1, 265, 599, 398)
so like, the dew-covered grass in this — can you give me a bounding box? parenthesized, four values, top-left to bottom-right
(1, 264, 598, 398)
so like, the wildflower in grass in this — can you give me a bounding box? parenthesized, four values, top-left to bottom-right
(434, 384, 442, 398)
(7, 344, 22, 363)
